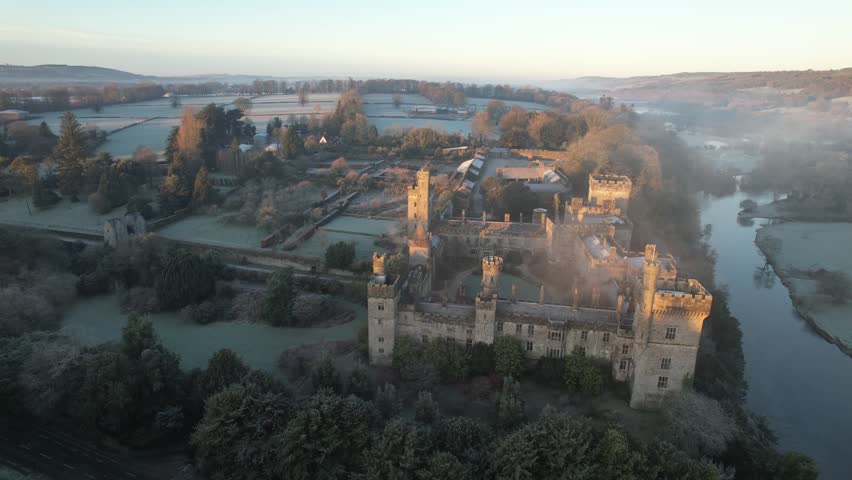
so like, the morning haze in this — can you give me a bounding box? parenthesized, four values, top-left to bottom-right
(0, 2, 849, 480)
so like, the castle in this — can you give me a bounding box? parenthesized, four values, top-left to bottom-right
(368, 169, 711, 410)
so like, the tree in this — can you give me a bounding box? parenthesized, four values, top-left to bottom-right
(298, 84, 309, 106)
(176, 107, 203, 162)
(661, 390, 736, 456)
(10, 156, 38, 192)
(563, 350, 607, 396)
(485, 100, 508, 122)
(233, 97, 252, 115)
(156, 249, 216, 309)
(192, 166, 211, 207)
(471, 111, 494, 145)
(495, 377, 525, 430)
(593, 427, 648, 480)
(361, 418, 435, 479)
(498, 105, 530, 148)
(493, 336, 525, 378)
(493, 413, 594, 478)
(347, 362, 373, 399)
(281, 127, 304, 159)
(32, 178, 59, 210)
(54, 112, 86, 196)
(262, 269, 295, 325)
(414, 390, 440, 424)
(527, 111, 566, 149)
(325, 241, 355, 270)
(199, 348, 250, 399)
(775, 452, 819, 480)
(374, 382, 400, 419)
(392, 94, 402, 108)
(310, 353, 343, 393)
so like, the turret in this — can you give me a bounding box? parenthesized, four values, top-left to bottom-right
(368, 252, 399, 366)
(480, 256, 503, 299)
(636, 244, 661, 345)
(475, 256, 502, 344)
(407, 169, 431, 227)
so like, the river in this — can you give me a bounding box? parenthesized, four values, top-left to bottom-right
(699, 188, 852, 479)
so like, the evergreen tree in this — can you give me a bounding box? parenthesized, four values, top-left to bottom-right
(164, 126, 180, 163)
(282, 127, 305, 159)
(262, 269, 295, 326)
(54, 112, 86, 196)
(192, 166, 211, 207)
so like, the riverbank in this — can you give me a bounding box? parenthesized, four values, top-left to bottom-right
(740, 197, 852, 222)
(754, 222, 852, 356)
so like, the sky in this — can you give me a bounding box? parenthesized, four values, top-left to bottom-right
(1, 0, 850, 82)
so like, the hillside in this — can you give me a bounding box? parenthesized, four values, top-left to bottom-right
(0, 64, 157, 84)
(544, 69, 852, 109)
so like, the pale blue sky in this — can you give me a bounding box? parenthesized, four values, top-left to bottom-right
(1, 0, 850, 81)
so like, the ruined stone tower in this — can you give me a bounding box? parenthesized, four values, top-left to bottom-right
(474, 256, 502, 344)
(367, 253, 399, 366)
(407, 169, 431, 228)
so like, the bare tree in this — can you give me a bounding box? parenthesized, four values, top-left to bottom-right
(392, 94, 403, 108)
(298, 84, 310, 106)
(176, 107, 203, 161)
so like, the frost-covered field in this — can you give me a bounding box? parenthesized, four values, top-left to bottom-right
(293, 215, 399, 260)
(0, 197, 125, 232)
(757, 222, 852, 350)
(61, 294, 365, 374)
(155, 214, 267, 249)
(371, 117, 472, 134)
(465, 97, 552, 112)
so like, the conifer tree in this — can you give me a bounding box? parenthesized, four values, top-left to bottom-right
(192, 166, 211, 207)
(54, 112, 86, 196)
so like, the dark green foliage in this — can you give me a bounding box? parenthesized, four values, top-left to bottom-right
(184, 300, 221, 325)
(434, 416, 494, 467)
(361, 418, 436, 479)
(593, 427, 649, 480)
(426, 339, 469, 382)
(493, 336, 526, 378)
(197, 348, 250, 400)
(277, 392, 379, 479)
(775, 452, 819, 480)
(54, 112, 86, 196)
(347, 362, 373, 399)
(31, 178, 59, 209)
(374, 382, 400, 419)
(191, 384, 293, 480)
(533, 356, 566, 386)
(325, 241, 356, 270)
(310, 353, 343, 393)
(281, 126, 305, 159)
(492, 413, 594, 478)
(563, 350, 608, 396)
(495, 377, 525, 430)
(125, 196, 154, 219)
(262, 268, 295, 326)
(695, 288, 746, 405)
(468, 341, 495, 376)
(156, 249, 216, 309)
(192, 166, 211, 207)
(413, 391, 440, 424)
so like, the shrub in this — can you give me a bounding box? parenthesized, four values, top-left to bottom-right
(310, 353, 343, 393)
(126, 196, 155, 219)
(184, 300, 221, 325)
(375, 383, 400, 419)
(290, 293, 335, 326)
(494, 336, 526, 378)
(325, 241, 356, 270)
(563, 350, 607, 396)
(87, 191, 111, 214)
(414, 391, 440, 424)
(262, 269, 295, 326)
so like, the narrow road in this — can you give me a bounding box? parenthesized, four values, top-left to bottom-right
(0, 419, 157, 480)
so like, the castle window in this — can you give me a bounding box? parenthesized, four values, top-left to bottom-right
(577, 346, 586, 356)
(378, 348, 384, 354)
(377, 303, 385, 311)
(497, 322, 503, 332)
(526, 341, 533, 351)
(377, 319, 382, 325)
(548, 348, 562, 358)
(515, 324, 523, 334)
(602, 332, 610, 343)
(422, 335, 428, 343)
(619, 359, 627, 371)
(466, 328, 473, 337)
(665, 327, 677, 340)
(657, 376, 669, 389)
(622, 344, 629, 355)
(548, 331, 562, 341)
(466, 338, 472, 347)
(580, 330, 588, 341)
(661, 358, 672, 370)
(378, 337, 384, 343)
(528, 325, 535, 336)
(470, 249, 477, 255)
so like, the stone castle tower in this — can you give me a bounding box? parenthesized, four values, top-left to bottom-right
(629, 244, 712, 409)
(407, 169, 431, 228)
(588, 174, 632, 211)
(474, 256, 502, 344)
(368, 253, 399, 366)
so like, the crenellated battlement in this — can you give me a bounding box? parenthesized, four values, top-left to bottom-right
(653, 279, 712, 316)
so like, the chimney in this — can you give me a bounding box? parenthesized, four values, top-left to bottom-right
(616, 294, 624, 321)
(482, 211, 487, 222)
(504, 213, 511, 222)
(539, 285, 545, 304)
(461, 209, 466, 224)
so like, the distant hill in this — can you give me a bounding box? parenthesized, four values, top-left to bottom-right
(541, 69, 852, 108)
(0, 64, 158, 84)
(0, 64, 310, 87)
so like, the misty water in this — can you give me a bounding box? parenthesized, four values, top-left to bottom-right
(700, 188, 852, 479)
